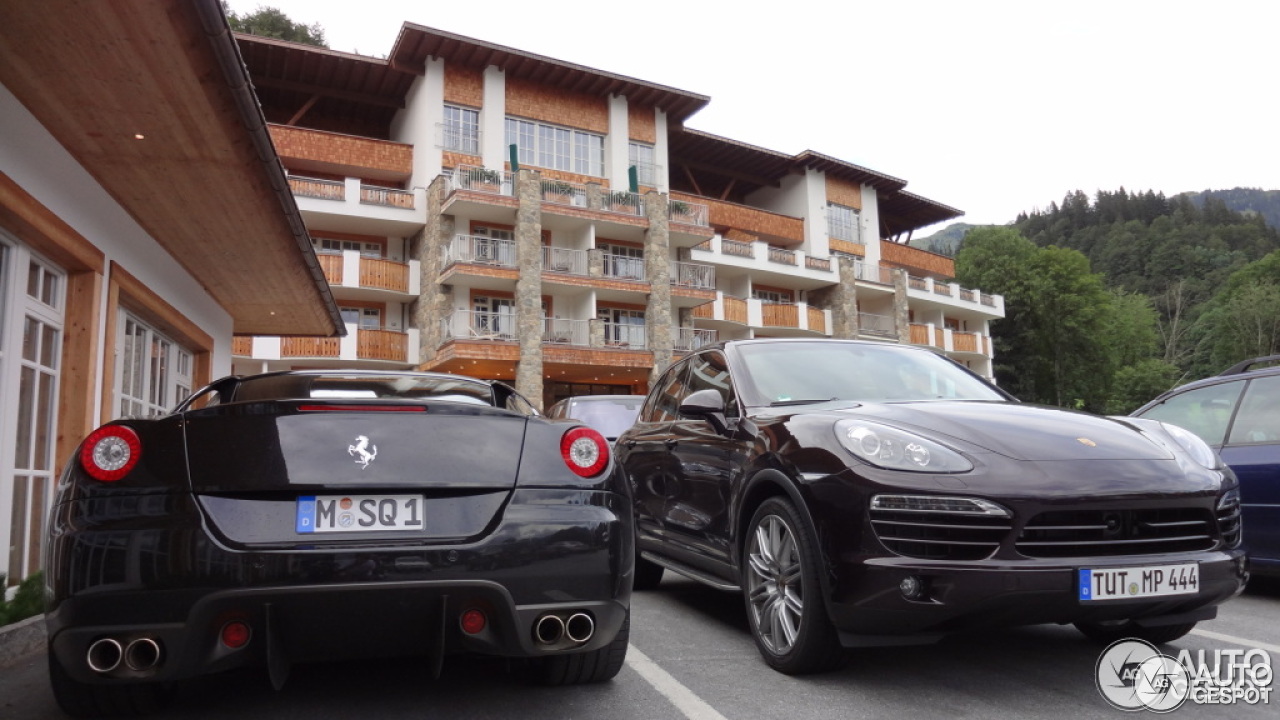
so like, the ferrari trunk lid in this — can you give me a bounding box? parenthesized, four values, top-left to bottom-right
(181, 401, 526, 493)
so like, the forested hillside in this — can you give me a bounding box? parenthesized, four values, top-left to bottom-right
(950, 188, 1280, 412)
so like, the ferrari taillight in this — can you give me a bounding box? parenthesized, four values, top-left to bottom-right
(560, 427, 609, 478)
(80, 425, 141, 482)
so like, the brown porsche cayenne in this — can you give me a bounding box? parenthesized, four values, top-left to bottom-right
(616, 339, 1247, 674)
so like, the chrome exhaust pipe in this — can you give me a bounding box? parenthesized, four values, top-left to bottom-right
(565, 613, 594, 644)
(86, 638, 123, 673)
(124, 637, 162, 671)
(534, 614, 565, 646)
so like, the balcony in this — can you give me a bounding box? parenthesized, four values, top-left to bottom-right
(440, 310, 517, 342)
(542, 245, 588, 275)
(602, 322, 646, 349)
(910, 323, 990, 357)
(904, 274, 1005, 315)
(674, 327, 717, 353)
(235, 326, 418, 366)
(314, 249, 418, 297)
(668, 198, 709, 227)
(287, 174, 425, 235)
(755, 301, 829, 336)
(542, 317, 590, 346)
(444, 235, 517, 268)
(538, 178, 588, 208)
(695, 195, 804, 246)
(602, 190, 645, 218)
(673, 261, 715, 290)
(692, 294, 749, 327)
(858, 312, 897, 339)
(451, 165, 515, 197)
(690, 237, 838, 290)
(602, 253, 646, 281)
(270, 125, 412, 179)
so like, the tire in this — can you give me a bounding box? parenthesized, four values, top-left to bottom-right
(1074, 620, 1197, 645)
(633, 555, 665, 590)
(538, 610, 630, 685)
(48, 650, 174, 718)
(741, 497, 844, 674)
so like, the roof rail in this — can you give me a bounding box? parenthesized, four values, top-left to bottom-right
(1218, 355, 1280, 376)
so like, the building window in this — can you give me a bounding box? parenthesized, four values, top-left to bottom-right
(598, 308, 645, 347)
(312, 237, 382, 258)
(1, 238, 65, 586)
(117, 311, 193, 419)
(472, 295, 516, 339)
(827, 203, 862, 244)
(442, 105, 480, 155)
(752, 288, 793, 304)
(599, 243, 644, 280)
(505, 118, 604, 177)
(628, 142, 657, 187)
(340, 306, 382, 330)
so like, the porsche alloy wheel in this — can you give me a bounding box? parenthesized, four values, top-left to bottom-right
(742, 498, 844, 674)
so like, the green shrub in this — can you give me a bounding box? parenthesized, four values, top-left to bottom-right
(0, 571, 44, 626)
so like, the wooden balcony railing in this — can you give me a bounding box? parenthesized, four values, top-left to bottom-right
(360, 257, 409, 293)
(232, 336, 252, 356)
(357, 329, 408, 362)
(805, 256, 831, 272)
(288, 176, 344, 201)
(282, 336, 340, 358)
(316, 253, 343, 284)
(806, 306, 826, 334)
(692, 296, 748, 324)
(761, 303, 800, 328)
(952, 332, 980, 353)
(909, 324, 931, 345)
(360, 185, 415, 209)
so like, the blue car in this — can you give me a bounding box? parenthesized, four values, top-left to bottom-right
(1132, 355, 1280, 576)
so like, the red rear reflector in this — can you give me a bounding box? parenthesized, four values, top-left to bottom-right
(220, 621, 252, 649)
(298, 405, 427, 412)
(560, 427, 609, 478)
(80, 425, 141, 482)
(460, 609, 487, 635)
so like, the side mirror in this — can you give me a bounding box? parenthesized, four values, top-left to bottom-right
(679, 389, 728, 434)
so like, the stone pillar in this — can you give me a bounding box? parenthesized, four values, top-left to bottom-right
(413, 176, 456, 368)
(645, 191, 674, 385)
(808, 255, 860, 339)
(892, 268, 911, 343)
(587, 247, 604, 278)
(514, 169, 545, 408)
(585, 182, 603, 211)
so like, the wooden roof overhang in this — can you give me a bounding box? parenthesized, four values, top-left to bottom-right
(0, 0, 342, 337)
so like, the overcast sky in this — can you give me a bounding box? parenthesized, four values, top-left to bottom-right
(225, 0, 1278, 233)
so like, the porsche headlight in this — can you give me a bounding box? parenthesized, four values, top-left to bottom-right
(835, 419, 972, 473)
(1161, 422, 1218, 469)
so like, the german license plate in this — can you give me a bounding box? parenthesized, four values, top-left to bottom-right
(295, 495, 424, 534)
(1078, 563, 1198, 601)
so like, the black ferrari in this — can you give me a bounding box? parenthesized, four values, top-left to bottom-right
(45, 370, 632, 716)
(616, 339, 1247, 674)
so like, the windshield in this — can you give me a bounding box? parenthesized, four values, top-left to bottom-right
(733, 341, 1007, 406)
(569, 397, 644, 438)
(227, 373, 496, 406)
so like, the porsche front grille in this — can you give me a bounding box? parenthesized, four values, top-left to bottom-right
(870, 509, 1012, 561)
(1016, 507, 1216, 558)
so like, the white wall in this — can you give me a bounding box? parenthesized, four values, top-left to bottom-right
(390, 62, 444, 191)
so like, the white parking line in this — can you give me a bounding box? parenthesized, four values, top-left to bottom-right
(626, 645, 729, 720)
(1191, 628, 1280, 655)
